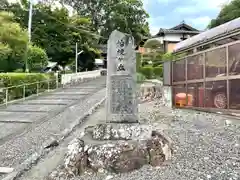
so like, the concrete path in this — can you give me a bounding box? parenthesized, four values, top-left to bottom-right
(0, 77, 106, 177)
(18, 106, 106, 180)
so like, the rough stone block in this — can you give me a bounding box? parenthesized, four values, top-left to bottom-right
(62, 124, 172, 176)
(91, 123, 152, 140)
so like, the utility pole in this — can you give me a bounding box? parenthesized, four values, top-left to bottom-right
(75, 42, 78, 73)
(25, 0, 33, 73)
(75, 42, 83, 73)
(28, 0, 33, 43)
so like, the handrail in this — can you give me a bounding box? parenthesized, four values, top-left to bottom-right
(0, 79, 56, 90)
(0, 70, 103, 106)
(0, 78, 58, 106)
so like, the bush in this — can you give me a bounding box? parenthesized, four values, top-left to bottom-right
(137, 73, 146, 83)
(140, 66, 153, 79)
(152, 61, 162, 67)
(27, 45, 48, 72)
(136, 52, 142, 72)
(14, 69, 24, 73)
(0, 73, 56, 103)
(153, 66, 163, 78)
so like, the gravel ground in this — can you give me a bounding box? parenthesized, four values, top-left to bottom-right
(0, 77, 106, 171)
(70, 100, 240, 180)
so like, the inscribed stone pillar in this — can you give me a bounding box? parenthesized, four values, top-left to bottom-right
(106, 30, 138, 123)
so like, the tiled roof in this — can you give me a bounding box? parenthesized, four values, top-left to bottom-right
(153, 22, 201, 37)
(156, 28, 200, 35)
(174, 17, 240, 52)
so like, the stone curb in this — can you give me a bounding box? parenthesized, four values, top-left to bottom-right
(2, 96, 106, 180)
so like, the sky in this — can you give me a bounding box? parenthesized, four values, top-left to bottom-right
(143, 0, 232, 35)
(9, 0, 232, 36)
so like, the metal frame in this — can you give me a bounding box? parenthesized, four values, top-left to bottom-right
(174, 29, 240, 54)
(173, 39, 240, 63)
(226, 45, 229, 109)
(171, 39, 240, 112)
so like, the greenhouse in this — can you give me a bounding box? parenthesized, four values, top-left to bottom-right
(169, 17, 240, 113)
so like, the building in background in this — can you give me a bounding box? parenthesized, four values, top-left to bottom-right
(168, 17, 240, 112)
(137, 21, 201, 54)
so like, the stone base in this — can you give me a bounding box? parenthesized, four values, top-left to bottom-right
(140, 80, 162, 102)
(48, 123, 172, 179)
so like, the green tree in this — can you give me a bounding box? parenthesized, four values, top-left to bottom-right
(62, 0, 150, 45)
(0, 11, 28, 72)
(143, 39, 164, 64)
(7, 2, 97, 69)
(27, 45, 48, 72)
(208, 0, 240, 28)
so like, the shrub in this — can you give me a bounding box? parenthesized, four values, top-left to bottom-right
(140, 66, 153, 79)
(153, 66, 163, 78)
(14, 69, 24, 73)
(137, 73, 146, 83)
(136, 52, 142, 72)
(27, 45, 48, 72)
(152, 61, 162, 67)
(0, 73, 56, 103)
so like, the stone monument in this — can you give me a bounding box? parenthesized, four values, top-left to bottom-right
(106, 30, 138, 123)
(48, 31, 172, 180)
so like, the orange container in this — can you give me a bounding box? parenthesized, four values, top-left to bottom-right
(175, 93, 193, 107)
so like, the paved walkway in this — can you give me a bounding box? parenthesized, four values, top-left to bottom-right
(18, 105, 107, 180)
(0, 77, 106, 171)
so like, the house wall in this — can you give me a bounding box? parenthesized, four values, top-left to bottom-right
(167, 43, 177, 53)
(143, 33, 194, 53)
(137, 33, 198, 54)
(154, 33, 184, 43)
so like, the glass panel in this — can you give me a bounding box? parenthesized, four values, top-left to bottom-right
(205, 47, 227, 78)
(205, 81, 227, 109)
(229, 79, 240, 109)
(187, 83, 204, 107)
(172, 85, 186, 107)
(187, 54, 204, 80)
(228, 43, 240, 76)
(172, 59, 186, 82)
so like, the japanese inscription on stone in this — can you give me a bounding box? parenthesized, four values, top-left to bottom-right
(116, 39, 126, 72)
(106, 30, 138, 123)
(111, 75, 133, 114)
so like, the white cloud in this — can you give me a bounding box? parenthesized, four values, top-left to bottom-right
(174, 7, 197, 15)
(146, 0, 233, 35)
(157, 0, 177, 4)
(187, 16, 211, 28)
(174, 0, 231, 15)
(148, 16, 165, 35)
(194, 0, 231, 9)
(150, 26, 160, 35)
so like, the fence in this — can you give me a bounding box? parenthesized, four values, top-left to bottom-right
(0, 78, 58, 106)
(172, 40, 240, 111)
(0, 70, 104, 106)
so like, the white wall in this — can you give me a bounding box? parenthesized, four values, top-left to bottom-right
(162, 86, 172, 107)
(61, 70, 102, 85)
(152, 33, 184, 43)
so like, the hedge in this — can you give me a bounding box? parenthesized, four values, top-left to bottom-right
(140, 66, 153, 79)
(153, 66, 163, 78)
(137, 72, 146, 83)
(136, 52, 142, 72)
(0, 73, 57, 103)
(140, 66, 163, 79)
